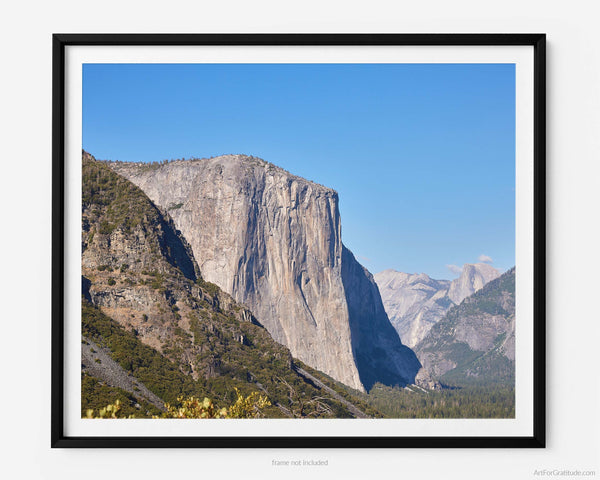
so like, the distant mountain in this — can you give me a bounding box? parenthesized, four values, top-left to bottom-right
(414, 267, 515, 386)
(374, 263, 500, 347)
(447, 263, 501, 304)
(81, 151, 379, 418)
(374, 271, 451, 348)
(110, 154, 422, 392)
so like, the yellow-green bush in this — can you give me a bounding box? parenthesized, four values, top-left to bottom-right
(162, 389, 270, 419)
(85, 389, 270, 419)
(85, 399, 135, 419)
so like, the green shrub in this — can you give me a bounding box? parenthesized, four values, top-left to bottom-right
(196, 278, 220, 297)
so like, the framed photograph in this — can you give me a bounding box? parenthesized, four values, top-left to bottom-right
(52, 33, 545, 448)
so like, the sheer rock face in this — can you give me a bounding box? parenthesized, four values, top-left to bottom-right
(112, 155, 420, 391)
(341, 247, 422, 391)
(374, 264, 500, 348)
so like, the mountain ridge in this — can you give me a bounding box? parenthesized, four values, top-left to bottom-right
(374, 263, 500, 348)
(414, 267, 515, 386)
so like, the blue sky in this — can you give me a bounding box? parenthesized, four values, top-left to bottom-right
(83, 63, 515, 279)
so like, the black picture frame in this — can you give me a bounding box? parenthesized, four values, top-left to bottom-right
(52, 33, 546, 448)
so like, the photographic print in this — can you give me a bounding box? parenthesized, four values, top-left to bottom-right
(52, 34, 545, 447)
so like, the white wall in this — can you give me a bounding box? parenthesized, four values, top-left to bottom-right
(0, 1, 598, 479)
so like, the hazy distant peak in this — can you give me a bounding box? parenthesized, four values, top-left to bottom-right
(374, 262, 500, 348)
(374, 270, 447, 288)
(460, 263, 501, 283)
(447, 263, 500, 304)
(463, 262, 499, 272)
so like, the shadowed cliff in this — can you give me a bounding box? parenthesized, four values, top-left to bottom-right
(342, 245, 422, 390)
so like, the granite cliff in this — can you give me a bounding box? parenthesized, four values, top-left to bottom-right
(111, 155, 421, 391)
(81, 152, 379, 418)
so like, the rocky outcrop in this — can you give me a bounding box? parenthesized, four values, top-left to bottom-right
(374, 264, 500, 348)
(414, 367, 442, 391)
(111, 155, 421, 391)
